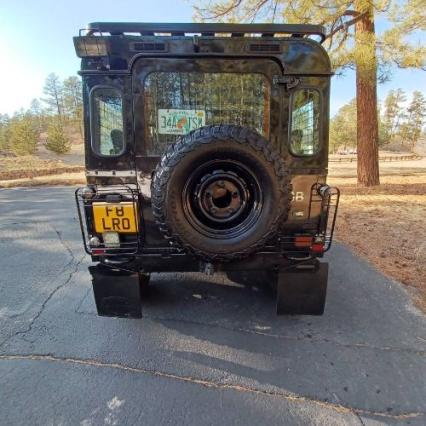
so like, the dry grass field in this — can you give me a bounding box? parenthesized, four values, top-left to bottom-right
(329, 158, 426, 311)
(0, 156, 83, 180)
(0, 144, 85, 187)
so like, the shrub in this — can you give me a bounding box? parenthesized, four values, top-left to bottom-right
(46, 120, 71, 154)
(9, 116, 38, 155)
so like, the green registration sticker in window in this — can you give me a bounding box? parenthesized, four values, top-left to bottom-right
(158, 109, 206, 135)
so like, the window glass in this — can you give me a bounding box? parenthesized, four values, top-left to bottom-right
(290, 89, 320, 156)
(91, 88, 124, 156)
(144, 72, 270, 156)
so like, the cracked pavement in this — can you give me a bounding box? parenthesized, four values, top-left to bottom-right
(0, 186, 425, 425)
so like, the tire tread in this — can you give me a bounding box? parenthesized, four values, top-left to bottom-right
(151, 125, 292, 261)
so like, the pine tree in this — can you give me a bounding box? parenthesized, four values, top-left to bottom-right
(43, 73, 64, 117)
(30, 98, 45, 133)
(0, 114, 11, 151)
(330, 99, 357, 153)
(194, 0, 426, 186)
(46, 119, 71, 154)
(383, 89, 406, 144)
(9, 113, 38, 155)
(404, 91, 426, 149)
(63, 76, 83, 135)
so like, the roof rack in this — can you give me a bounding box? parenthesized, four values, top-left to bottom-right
(83, 22, 326, 43)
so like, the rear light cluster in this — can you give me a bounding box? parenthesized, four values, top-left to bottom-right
(294, 235, 325, 254)
(89, 236, 107, 254)
(294, 236, 312, 248)
(311, 241, 325, 254)
(92, 248, 106, 255)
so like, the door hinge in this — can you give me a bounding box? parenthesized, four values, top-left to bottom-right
(273, 75, 301, 90)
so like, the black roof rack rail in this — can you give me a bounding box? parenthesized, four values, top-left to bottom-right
(84, 22, 326, 43)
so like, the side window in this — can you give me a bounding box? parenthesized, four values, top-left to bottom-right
(290, 89, 320, 156)
(91, 87, 125, 156)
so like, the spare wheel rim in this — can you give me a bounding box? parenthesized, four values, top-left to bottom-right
(182, 159, 264, 239)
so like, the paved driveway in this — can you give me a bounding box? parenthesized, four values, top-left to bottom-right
(0, 187, 425, 425)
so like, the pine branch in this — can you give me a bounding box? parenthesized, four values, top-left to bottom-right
(195, 0, 243, 20)
(325, 11, 367, 39)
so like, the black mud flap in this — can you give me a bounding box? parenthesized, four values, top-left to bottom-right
(89, 265, 142, 318)
(276, 262, 328, 315)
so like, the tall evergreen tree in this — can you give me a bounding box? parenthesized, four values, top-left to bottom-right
(63, 76, 83, 135)
(0, 114, 11, 151)
(330, 99, 357, 153)
(43, 73, 64, 117)
(383, 89, 406, 143)
(29, 98, 45, 133)
(403, 91, 426, 148)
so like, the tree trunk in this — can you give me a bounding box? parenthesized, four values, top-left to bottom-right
(355, 4, 380, 186)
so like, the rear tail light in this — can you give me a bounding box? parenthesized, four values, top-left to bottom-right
(294, 236, 313, 248)
(311, 242, 325, 254)
(294, 235, 325, 253)
(92, 248, 106, 255)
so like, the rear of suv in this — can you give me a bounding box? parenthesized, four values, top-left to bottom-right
(74, 22, 339, 318)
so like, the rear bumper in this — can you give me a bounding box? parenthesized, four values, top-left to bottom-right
(75, 182, 339, 268)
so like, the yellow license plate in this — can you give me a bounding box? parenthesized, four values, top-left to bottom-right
(92, 202, 138, 233)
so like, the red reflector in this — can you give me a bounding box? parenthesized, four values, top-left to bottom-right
(311, 242, 325, 253)
(92, 248, 106, 255)
(294, 236, 313, 247)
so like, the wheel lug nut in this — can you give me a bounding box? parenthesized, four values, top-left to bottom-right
(210, 207, 217, 213)
(217, 181, 225, 188)
(206, 192, 211, 197)
(232, 192, 238, 198)
(227, 208, 234, 213)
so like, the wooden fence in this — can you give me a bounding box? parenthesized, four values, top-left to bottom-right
(329, 155, 422, 163)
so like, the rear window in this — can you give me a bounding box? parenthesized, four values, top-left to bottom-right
(143, 72, 270, 156)
(90, 87, 125, 156)
(290, 89, 320, 156)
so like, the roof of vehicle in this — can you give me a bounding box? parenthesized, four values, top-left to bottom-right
(74, 22, 331, 75)
(83, 22, 326, 42)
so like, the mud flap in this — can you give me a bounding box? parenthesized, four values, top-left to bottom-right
(276, 262, 328, 315)
(89, 264, 142, 318)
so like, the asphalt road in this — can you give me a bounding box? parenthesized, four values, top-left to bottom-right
(0, 186, 425, 426)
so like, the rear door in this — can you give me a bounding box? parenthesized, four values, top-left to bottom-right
(131, 57, 283, 177)
(131, 57, 284, 246)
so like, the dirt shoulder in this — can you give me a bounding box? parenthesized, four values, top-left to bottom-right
(329, 156, 426, 178)
(0, 145, 85, 187)
(328, 172, 426, 312)
(0, 172, 85, 188)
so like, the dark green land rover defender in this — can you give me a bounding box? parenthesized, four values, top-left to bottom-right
(74, 22, 339, 318)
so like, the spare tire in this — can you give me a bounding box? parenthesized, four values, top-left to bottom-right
(151, 125, 291, 261)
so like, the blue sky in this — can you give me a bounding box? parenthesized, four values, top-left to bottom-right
(0, 0, 424, 116)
